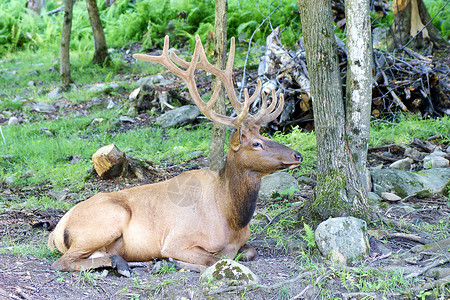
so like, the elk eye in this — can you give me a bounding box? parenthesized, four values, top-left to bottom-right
(252, 142, 261, 148)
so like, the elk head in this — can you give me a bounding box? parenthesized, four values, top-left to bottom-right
(133, 35, 302, 174)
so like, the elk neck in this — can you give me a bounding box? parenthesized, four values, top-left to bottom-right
(218, 153, 262, 231)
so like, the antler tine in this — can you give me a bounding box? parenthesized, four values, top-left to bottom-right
(255, 89, 285, 126)
(170, 36, 248, 115)
(134, 35, 240, 128)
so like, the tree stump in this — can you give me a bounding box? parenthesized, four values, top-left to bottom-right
(91, 144, 167, 180)
(92, 144, 127, 179)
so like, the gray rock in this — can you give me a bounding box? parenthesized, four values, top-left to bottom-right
(259, 171, 299, 200)
(47, 87, 63, 99)
(28, 102, 56, 113)
(382, 151, 394, 158)
(371, 168, 450, 197)
(137, 74, 173, 86)
(4, 176, 15, 186)
(200, 259, 259, 288)
(186, 150, 204, 160)
(389, 204, 416, 214)
(50, 190, 68, 202)
(423, 154, 449, 169)
(404, 148, 423, 160)
(89, 83, 121, 94)
(389, 157, 413, 170)
(107, 99, 116, 109)
(118, 116, 135, 123)
(22, 170, 35, 178)
(381, 192, 402, 202)
(368, 192, 382, 202)
(315, 217, 369, 264)
(8, 116, 19, 125)
(156, 105, 200, 128)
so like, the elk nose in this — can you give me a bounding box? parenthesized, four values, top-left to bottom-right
(293, 151, 302, 162)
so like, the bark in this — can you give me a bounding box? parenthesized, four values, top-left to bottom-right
(344, 0, 372, 198)
(298, 0, 369, 220)
(86, 0, 110, 64)
(27, 0, 46, 15)
(392, 0, 447, 51)
(209, 0, 227, 172)
(60, 0, 74, 87)
(92, 144, 127, 178)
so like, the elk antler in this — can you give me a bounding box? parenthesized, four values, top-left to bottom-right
(133, 35, 284, 130)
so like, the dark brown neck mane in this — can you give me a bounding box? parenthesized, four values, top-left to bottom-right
(219, 155, 262, 230)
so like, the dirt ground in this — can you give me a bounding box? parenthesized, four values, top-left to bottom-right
(1, 167, 449, 299)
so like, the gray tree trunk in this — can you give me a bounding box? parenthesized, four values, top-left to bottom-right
(27, 0, 46, 15)
(345, 0, 372, 198)
(298, 0, 369, 220)
(60, 0, 74, 87)
(86, 0, 110, 64)
(209, 0, 227, 172)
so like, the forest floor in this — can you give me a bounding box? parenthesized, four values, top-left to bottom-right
(0, 142, 449, 299)
(1, 50, 449, 299)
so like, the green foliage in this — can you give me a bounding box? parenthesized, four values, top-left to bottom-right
(301, 223, 316, 251)
(0, 113, 211, 189)
(370, 114, 450, 146)
(271, 126, 316, 176)
(424, 0, 450, 40)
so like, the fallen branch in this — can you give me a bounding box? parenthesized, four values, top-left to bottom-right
(405, 257, 450, 279)
(387, 232, 429, 244)
(206, 270, 314, 295)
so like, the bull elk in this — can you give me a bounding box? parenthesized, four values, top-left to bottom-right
(48, 35, 302, 276)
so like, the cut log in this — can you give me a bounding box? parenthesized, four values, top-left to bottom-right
(92, 144, 127, 178)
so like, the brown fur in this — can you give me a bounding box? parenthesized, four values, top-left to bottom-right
(48, 126, 301, 273)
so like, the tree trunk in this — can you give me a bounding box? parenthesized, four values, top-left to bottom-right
(345, 0, 372, 198)
(392, 0, 447, 51)
(86, 0, 110, 64)
(298, 0, 369, 221)
(27, 0, 46, 15)
(60, 0, 74, 87)
(209, 0, 227, 172)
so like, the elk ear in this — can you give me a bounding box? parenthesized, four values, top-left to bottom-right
(230, 129, 243, 151)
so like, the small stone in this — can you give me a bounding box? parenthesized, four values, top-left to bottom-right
(404, 148, 423, 160)
(381, 192, 402, 202)
(382, 152, 394, 158)
(423, 155, 449, 169)
(8, 116, 19, 125)
(27, 81, 35, 87)
(107, 100, 116, 109)
(389, 158, 413, 171)
(4, 176, 15, 186)
(28, 102, 56, 113)
(47, 87, 63, 99)
(118, 116, 135, 123)
(90, 118, 104, 126)
(22, 170, 35, 178)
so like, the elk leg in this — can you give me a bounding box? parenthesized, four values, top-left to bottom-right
(236, 243, 257, 261)
(52, 252, 132, 277)
(161, 245, 220, 272)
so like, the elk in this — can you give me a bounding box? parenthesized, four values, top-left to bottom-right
(48, 35, 302, 276)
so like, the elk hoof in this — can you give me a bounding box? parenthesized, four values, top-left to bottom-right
(110, 255, 131, 277)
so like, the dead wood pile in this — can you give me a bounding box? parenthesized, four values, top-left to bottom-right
(240, 28, 450, 132)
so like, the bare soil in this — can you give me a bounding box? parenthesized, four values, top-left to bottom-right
(1, 163, 449, 299)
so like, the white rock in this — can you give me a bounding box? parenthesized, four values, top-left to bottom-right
(200, 259, 259, 288)
(381, 192, 402, 202)
(315, 217, 369, 264)
(8, 116, 19, 125)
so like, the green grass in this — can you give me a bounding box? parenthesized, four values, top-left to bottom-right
(370, 114, 450, 146)
(0, 112, 212, 189)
